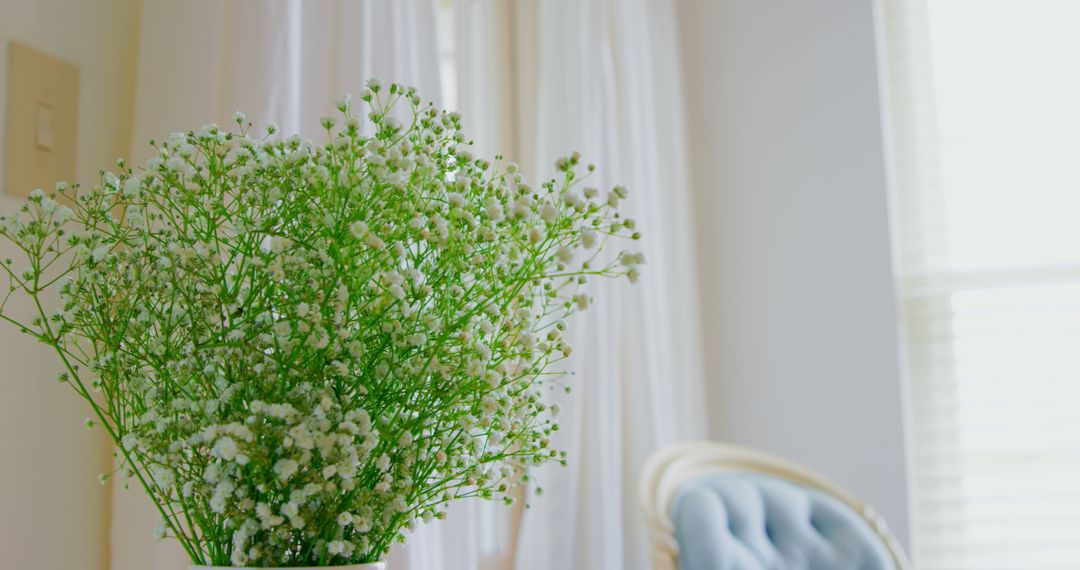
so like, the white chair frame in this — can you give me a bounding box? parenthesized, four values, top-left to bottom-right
(639, 441, 910, 570)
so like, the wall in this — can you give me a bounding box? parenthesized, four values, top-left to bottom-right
(0, 0, 141, 568)
(674, 0, 912, 547)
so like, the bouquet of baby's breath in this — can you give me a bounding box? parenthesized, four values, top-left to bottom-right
(0, 80, 641, 566)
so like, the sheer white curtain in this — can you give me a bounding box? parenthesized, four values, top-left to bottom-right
(885, 1, 1080, 568)
(110, 2, 458, 569)
(453, 1, 708, 568)
(127, 0, 442, 156)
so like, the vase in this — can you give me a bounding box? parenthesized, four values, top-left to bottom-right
(190, 561, 384, 565)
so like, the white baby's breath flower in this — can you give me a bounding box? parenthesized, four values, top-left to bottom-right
(528, 227, 544, 244)
(365, 233, 384, 249)
(621, 251, 646, 266)
(539, 203, 557, 223)
(151, 465, 176, 488)
(336, 94, 352, 113)
(152, 520, 167, 540)
(484, 199, 504, 221)
(55, 205, 73, 222)
(350, 220, 368, 238)
(274, 458, 299, 481)
(581, 228, 598, 249)
(353, 515, 373, 533)
(212, 437, 239, 461)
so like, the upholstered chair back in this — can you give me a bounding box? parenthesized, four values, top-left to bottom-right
(641, 442, 909, 570)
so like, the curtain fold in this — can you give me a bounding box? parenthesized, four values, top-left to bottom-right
(454, 1, 708, 569)
(111, 2, 445, 569)
(127, 0, 442, 162)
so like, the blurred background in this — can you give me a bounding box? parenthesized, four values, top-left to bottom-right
(1, 1, 1078, 569)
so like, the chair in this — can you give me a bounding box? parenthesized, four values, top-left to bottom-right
(640, 442, 910, 570)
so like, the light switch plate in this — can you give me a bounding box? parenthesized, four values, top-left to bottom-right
(35, 103, 54, 150)
(3, 42, 79, 199)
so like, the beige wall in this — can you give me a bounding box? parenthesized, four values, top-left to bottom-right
(675, 0, 912, 547)
(0, 0, 141, 568)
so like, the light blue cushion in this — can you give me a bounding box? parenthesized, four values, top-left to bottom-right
(672, 473, 892, 570)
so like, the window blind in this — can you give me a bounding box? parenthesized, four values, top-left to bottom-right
(884, 1, 1080, 568)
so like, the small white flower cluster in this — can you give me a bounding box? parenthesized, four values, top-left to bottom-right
(0, 79, 640, 566)
(181, 395, 385, 565)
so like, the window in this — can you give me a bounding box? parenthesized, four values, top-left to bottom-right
(885, 1, 1080, 568)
